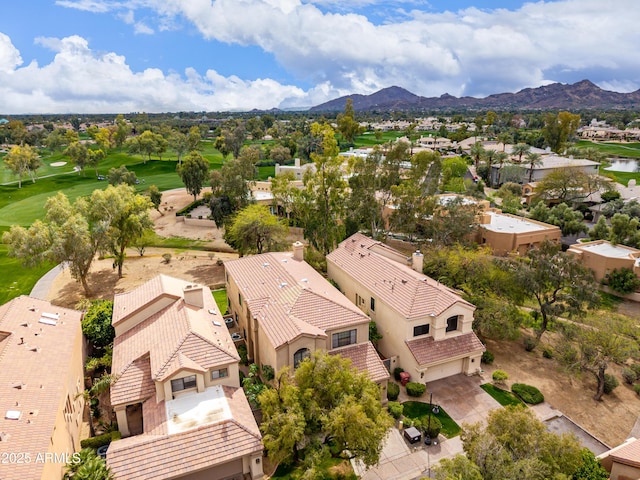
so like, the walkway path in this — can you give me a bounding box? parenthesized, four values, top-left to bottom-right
(30, 263, 66, 300)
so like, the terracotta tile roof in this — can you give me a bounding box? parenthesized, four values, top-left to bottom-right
(0, 296, 83, 480)
(330, 342, 390, 383)
(225, 252, 369, 348)
(327, 233, 474, 319)
(610, 437, 640, 468)
(111, 276, 239, 407)
(405, 332, 485, 366)
(111, 354, 155, 406)
(107, 387, 262, 480)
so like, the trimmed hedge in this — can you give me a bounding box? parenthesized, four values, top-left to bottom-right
(604, 374, 619, 394)
(481, 351, 494, 364)
(80, 431, 121, 449)
(511, 383, 544, 404)
(393, 367, 404, 382)
(406, 382, 426, 397)
(387, 401, 403, 419)
(387, 382, 400, 401)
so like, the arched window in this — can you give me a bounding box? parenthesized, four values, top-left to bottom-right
(293, 348, 311, 368)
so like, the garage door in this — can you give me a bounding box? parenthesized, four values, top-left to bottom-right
(424, 358, 463, 382)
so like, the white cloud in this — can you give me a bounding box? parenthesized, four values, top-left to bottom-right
(134, 22, 154, 34)
(0, 35, 311, 113)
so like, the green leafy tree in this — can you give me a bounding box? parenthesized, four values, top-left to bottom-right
(147, 184, 163, 215)
(546, 203, 588, 236)
(224, 204, 288, 256)
(178, 151, 210, 201)
(571, 449, 609, 480)
(589, 216, 611, 241)
(88, 148, 106, 176)
(259, 352, 393, 469)
(511, 142, 531, 163)
(534, 168, 609, 204)
(269, 144, 292, 164)
(524, 151, 542, 182)
(610, 213, 640, 246)
(171, 130, 189, 165)
(336, 98, 362, 143)
(502, 241, 598, 343)
(65, 142, 91, 175)
(3, 192, 107, 295)
(82, 300, 115, 351)
(606, 268, 640, 294)
(542, 111, 581, 153)
(91, 184, 153, 278)
(462, 406, 584, 480)
(434, 455, 483, 480)
(470, 141, 486, 170)
(423, 196, 481, 247)
(114, 114, 129, 147)
(559, 317, 637, 400)
(186, 125, 202, 152)
(126, 130, 167, 163)
(210, 148, 257, 226)
(4, 144, 40, 188)
(107, 165, 138, 186)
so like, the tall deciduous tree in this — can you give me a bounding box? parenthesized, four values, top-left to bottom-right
(65, 142, 90, 175)
(501, 241, 598, 343)
(90, 184, 153, 278)
(461, 406, 584, 480)
(126, 130, 167, 163)
(542, 111, 581, 153)
(259, 352, 393, 469)
(224, 204, 288, 256)
(209, 148, 257, 226)
(533, 168, 609, 204)
(336, 98, 362, 144)
(4, 144, 40, 188)
(178, 151, 210, 201)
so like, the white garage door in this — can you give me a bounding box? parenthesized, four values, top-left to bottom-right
(424, 358, 464, 382)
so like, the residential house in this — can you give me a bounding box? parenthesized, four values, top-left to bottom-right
(598, 437, 640, 480)
(567, 240, 640, 283)
(477, 210, 562, 256)
(327, 233, 484, 383)
(107, 275, 263, 480)
(0, 296, 85, 480)
(275, 158, 315, 180)
(490, 155, 600, 186)
(224, 243, 389, 393)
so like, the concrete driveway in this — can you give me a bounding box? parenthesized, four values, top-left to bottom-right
(353, 374, 499, 480)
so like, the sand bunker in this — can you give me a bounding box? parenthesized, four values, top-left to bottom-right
(50, 161, 67, 167)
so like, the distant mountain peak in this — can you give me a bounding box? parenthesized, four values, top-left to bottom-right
(309, 80, 640, 112)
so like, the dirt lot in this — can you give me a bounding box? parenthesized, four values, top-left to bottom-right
(44, 188, 640, 448)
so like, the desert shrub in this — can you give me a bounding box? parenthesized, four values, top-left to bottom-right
(542, 347, 554, 359)
(634, 384, 640, 396)
(80, 431, 121, 449)
(523, 335, 537, 352)
(492, 370, 508, 385)
(413, 415, 443, 438)
(162, 253, 172, 264)
(512, 383, 544, 404)
(604, 373, 619, 394)
(630, 364, 640, 379)
(261, 364, 275, 381)
(387, 401, 403, 419)
(82, 300, 115, 350)
(387, 382, 400, 401)
(393, 367, 405, 382)
(622, 368, 637, 385)
(406, 382, 426, 397)
(482, 351, 494, 364)
(607, 268, 640, 294)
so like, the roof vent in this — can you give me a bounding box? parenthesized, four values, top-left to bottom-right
(208, 309, 217, 315)
(0, 432, 9, 442)
(279, 282, 288, 288)
(5, 410, 21, 420)
(263, 262, 270, 267)
(213, 321, 222, 327)
(29, 347, 39, 353)
(12, 383, 25, 390)
(38, 317, 57, 326)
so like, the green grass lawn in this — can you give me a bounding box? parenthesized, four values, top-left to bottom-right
(0, 241, 55, 304)
(480, 383, 525, 407)
(575, 140, 640, 158)
(212, 288, 228, 314)
(401, 401, 461, 438)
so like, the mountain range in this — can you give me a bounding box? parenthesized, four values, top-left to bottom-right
(309, 80, 640, 112)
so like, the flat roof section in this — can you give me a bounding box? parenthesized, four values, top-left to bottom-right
(579, 242, 639, 259)
(483, 211, 555, 234)
(166, 385, 231, 435)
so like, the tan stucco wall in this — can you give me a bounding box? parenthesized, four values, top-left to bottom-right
(41, 325, 85, 480)
(478, 225, 561, 256)
(610, 461, 640, 480)
(568, 244, 639, 283)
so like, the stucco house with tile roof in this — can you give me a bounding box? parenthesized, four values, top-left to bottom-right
(107, 275, 263, 480)
(224, 243, 389, 393)
(598, 437, 640, 480)
(327, 233, 484, 383)
(0, 296, 84, 480)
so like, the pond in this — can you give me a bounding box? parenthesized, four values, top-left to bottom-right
(604, 159, 640, 172)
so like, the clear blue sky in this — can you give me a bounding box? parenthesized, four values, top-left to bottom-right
(0, 0, 637, 113)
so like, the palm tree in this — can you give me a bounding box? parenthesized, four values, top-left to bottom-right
(511, 143, 531, 163)
(64, 448, 114, 480)
(497, 132, 512, 151)
(494, 151, 509, 186)
(77, 374, 117, 437)
(470, 142, 485, 170)
(525, 152, 543, 183)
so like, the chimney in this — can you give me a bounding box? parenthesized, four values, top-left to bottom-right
(183, 284, 205, 308)
(294, 158, 300, 167)
(292, 241, 304, 262)
(412, 250, 424, 273)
